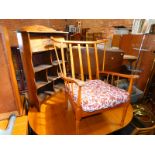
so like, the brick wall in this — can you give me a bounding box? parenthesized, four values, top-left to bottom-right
(66, 19, 133, 39)
(0, 19, 133, 46)
(0, 19, 67, 46)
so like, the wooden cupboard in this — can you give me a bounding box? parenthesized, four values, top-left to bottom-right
(11, 46, 27, 93)
(0, 26, 23, 120)
(17, 25, 68, 111)
(112, 34, 155, 91)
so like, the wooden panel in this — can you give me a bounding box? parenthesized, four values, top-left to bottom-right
(143, 34, 155, 51)
(111, 34, 122, 47)
(136, 51, 155, 91)
(129, 34, 143, 56)
(0, 37, 17, 113)
(104, 50, 124, 72)
(30, 37, 53, 52)
(0, 26, 22, 120)
(119, 34, 132, 54)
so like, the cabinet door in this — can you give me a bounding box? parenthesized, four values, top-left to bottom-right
(119, 34, 132, 54)
(143, 34, 155, 51)
(136, 50, 155, 91)
(0, 26, 22, 120)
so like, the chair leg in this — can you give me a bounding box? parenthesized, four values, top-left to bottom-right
(75, 108, 81, 134)
(76, 119, 80, 135)
(120, 103, 129, 126)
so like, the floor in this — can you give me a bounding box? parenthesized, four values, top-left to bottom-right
(0, 115, 28, 135)
(28, 91, 133, 135)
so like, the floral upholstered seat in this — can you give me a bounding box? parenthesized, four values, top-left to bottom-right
(67, 80, 129, 112)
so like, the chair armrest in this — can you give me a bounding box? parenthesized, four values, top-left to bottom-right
(100, 71, 139, 94)
(99, 71, 139, 79)
(60, 74, 84, 107)
(60, 74, 85, 87)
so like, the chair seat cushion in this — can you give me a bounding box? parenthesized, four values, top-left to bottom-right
(66, 80, 129, 112)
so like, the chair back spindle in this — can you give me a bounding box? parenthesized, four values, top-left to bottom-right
(94, 43, 99, 79)
(69, 43, 75, 78)
(103, 43, 107, 71)
(61, 42, 66, 76)
(86, 44, 92, 80)
(51, 38, 108, 81)
(77, 44, 84, 81)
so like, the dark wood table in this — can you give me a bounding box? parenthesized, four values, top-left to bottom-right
(72, 47, 125, 75)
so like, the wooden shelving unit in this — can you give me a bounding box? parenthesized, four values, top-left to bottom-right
(17, 25, 68, 111)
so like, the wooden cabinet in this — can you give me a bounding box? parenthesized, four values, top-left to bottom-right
(11, 46, 27, 93)
(143, 34, 155, 52)
(115, 34, 155, 91)
(135, 50, 155, 91)
(119, 34, 143, 56)
(0, 26, 23, 120)
(111, 34, 122, 48)
(17, 25, 68, 111)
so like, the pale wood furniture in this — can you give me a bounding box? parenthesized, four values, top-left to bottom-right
(17, 25, 68, 111)
(51, 37, 138, 134)
(28, 91, 134, 135)
(0, 26, 23, 120)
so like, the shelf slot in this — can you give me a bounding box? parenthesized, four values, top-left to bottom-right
(34, 64, 53, 72)
(36, 81, 51, 89)
(47, 75, 61, 81)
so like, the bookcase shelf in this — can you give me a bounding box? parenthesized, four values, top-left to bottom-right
(36, 81, 51, 89)
(34, 64, 53, 72)
(47, 75, 61, 81)
(17, 25, 68, 111)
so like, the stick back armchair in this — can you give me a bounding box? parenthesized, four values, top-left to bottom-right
(51, 37, 138, 134)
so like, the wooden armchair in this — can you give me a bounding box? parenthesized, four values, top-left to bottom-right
(51, 37, 138, 134)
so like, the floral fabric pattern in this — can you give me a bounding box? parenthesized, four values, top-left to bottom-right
(66, 80, 129, 112)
